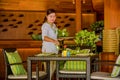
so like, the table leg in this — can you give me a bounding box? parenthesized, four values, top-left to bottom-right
(86, 57, 90, 80)
(46, 61, 50, 80)
(27, 58, 32, 80)
(36, 62, 39, 80)
(56, 61, 59, 80)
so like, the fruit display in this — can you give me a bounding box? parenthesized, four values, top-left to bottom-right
(79, 49, 90, 53)
(61, 47, 91, 56)
(69, 49, 90, 55)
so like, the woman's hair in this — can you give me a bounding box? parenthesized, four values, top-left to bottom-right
(43, 9, 56, 23)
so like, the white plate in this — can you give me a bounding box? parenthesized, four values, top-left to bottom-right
(76, 53, 94, 56)
(35, 53, 55, 56)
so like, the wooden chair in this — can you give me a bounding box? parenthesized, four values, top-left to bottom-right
(3, 48, 47, 80)
(91, 55, 120, 80)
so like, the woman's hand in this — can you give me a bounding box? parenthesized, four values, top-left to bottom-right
(58, 38, 64, 41)
(54, 40, 60, 45)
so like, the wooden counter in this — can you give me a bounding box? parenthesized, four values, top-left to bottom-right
(0, 39, 42, 48)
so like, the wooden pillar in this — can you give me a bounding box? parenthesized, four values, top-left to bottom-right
(100, 52, 118, 72)
(104, 0, 120, 30)
(102, 0, 120, 72)
(75, 0, 82, 32)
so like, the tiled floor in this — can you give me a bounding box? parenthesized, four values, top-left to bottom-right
(52, 74, 86, 80)
(52, 78, 86, 80)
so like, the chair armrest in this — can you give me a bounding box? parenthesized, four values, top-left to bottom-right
(91, 60, 120, 71)
(92, 62, 120, 66)
(94, 60, 115, 63)
(114, 63, 120, 66)
(92, 60, 115, 65)
(7, 61, 27, 65)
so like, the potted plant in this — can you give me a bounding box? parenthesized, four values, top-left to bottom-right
(57, 28, 69, 38)
(74, 30, 99, 52)
(90, 20, 104, 31)
(90, 20, 104, 40)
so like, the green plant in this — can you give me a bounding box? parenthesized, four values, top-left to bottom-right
(90, 20, 104, 31)
(31, 34, 42, 40)
(74, 30, 99, 51)
(57, 28, 69, 37)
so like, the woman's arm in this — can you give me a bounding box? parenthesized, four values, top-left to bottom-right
(44, 36, 60, 45)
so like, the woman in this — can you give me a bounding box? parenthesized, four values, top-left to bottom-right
(41, 9, 60, 80)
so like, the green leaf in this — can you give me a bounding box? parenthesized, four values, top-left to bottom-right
(57, 28, 69, 37)
(74, 30, 99, 49)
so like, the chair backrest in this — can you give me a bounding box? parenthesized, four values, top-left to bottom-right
(2, 48, 17, 79)
(116, 27, 120, 55)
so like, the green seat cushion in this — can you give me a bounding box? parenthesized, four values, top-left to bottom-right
(59, 61, 66, 70)
(6, 50, 27, 75)
(111, 55, 120, 77)
(63, 61, 86, 71)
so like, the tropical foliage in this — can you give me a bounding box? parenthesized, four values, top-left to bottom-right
(90, 20, 104, 32)
(31, 34, 42, 40)
(57, 28, 69, 37)
(74, 30, 99, 50)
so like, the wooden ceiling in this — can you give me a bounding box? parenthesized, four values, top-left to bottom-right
(0, 0, 104, 14)
(40, 0, 104, 14)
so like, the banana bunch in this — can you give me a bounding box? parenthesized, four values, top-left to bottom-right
(68, 48, 90, 55)
(79, 49, 90, 54)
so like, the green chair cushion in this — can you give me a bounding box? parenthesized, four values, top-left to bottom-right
(63, 61, 86, 71)
(59, 61, 66, 70)
(6, 50, 27, 75)
(111, 55, 120, 77)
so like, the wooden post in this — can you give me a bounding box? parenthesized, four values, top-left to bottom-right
(104, 0, 120, 30)
(102, 0, 120, 72)
(75, 0, 82, 32)
(104, 0, 110, 30)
